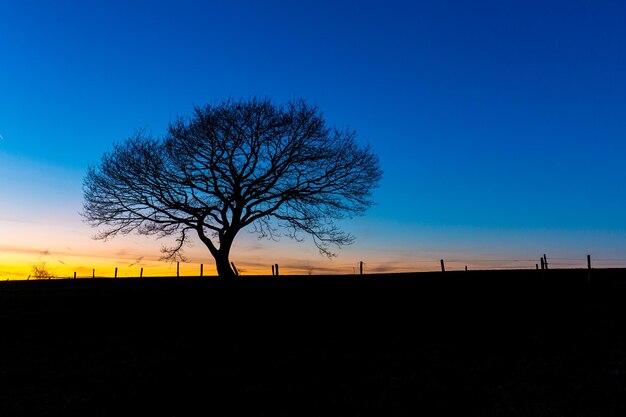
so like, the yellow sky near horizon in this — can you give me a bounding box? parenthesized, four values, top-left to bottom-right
(2, 209, 622, 280)
(0, 254, 433, 281)
(0, 218, 381, 280)
(0, 209, 478, 280)
(1, 153, 623, 280)
(0, 236, 447, 280)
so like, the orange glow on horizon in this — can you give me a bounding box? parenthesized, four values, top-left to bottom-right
(2, 220, 610, 281)
(0, 250, 447, 280)
(0, 252, 555, 280)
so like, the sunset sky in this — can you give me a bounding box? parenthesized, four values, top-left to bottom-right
(2, 0, 626, 279)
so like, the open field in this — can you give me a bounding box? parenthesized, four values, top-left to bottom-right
(2, 269, 626, 416)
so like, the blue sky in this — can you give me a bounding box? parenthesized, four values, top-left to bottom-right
(1, 0, 626, 276)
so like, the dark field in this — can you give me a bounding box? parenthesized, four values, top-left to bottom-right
(2, 269, 626, 416)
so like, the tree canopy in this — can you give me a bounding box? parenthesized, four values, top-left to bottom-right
(82, 98, 382, 277)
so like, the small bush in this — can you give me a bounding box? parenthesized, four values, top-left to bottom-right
(31, 264, 54, 280)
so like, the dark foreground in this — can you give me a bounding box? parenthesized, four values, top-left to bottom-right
(2, 269, 626, 416)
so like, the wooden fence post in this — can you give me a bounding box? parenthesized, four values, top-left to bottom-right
(200, 264, 203, 277)
(587, 254, 591, 283)
(543, 254, 548, 270)
(275, 264, 279, 276)
(114, 267, 118, 278)
(272, 264, 275, 276)
(73, 272, 76, 280)
(440, 259, 445, 272)
(360, 261, 363, 276)
(231, 262, 239, 276)
(177, 262, 180, 278)
(540, 258, 545, 270)
(92, 269, 95, 279)
(140, 267, 143, 278)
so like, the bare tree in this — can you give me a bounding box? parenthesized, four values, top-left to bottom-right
(31, 264, 54, 280)
(82, 98, 382, 278)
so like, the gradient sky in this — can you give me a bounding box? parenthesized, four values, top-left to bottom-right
(2, 0, 626, 279)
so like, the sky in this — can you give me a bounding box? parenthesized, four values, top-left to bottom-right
(1, 0, 626, 279)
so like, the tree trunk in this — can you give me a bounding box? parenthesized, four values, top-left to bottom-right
(197, 228, 237, 279)
(213, 247, 236, 279)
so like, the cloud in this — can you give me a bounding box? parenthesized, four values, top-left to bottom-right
(0, 217, 39, 225)
(38, 249, 67, 265)
(128, 256, 144, 267)
(0, 245, 97, 261)
(241, 243, 265, 251)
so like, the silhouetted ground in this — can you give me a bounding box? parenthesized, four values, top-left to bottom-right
(2, 269, 626, 416)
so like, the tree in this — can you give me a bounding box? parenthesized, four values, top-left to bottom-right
(31, 263, 54, 280)
(82, 98, 382, 278)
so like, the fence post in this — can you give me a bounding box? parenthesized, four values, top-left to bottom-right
(272, 264, 275, 276)
(440, 259, 445, 272)
(465, 265, 468, 271)
(275, 264, 279, 276)
(114, 267, 118, 278)
(540, 258, 545, 270)
(177, 262, 180, 278)
(536, 264, 539, 270)
(140, 267, 143, 278)
(543, 254, 548, 270)
(92, 269, 95, 279)
(231, 262, 239, 276)
(360, 261, 363, 276)
(73, 272, 76, 280)
(200, 263, 203, 277)
(587, 254, 591, 283)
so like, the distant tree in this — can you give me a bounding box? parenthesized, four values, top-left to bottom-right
(31, 264, 54, 280)
(82, 98, 382, 278)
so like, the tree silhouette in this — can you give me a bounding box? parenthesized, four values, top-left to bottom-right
(31, 264, 54, 280)
(82, 98, 382, 278)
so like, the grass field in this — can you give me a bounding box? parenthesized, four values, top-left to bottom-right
(2, 269, 626, 416)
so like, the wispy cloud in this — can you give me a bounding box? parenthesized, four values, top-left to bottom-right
(0, 217, 40, 225)
(0, 245, 54, 256)
(0, 244, 148, 261)
(39, 249, 66, 265)
(128, 256, 144, 267)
